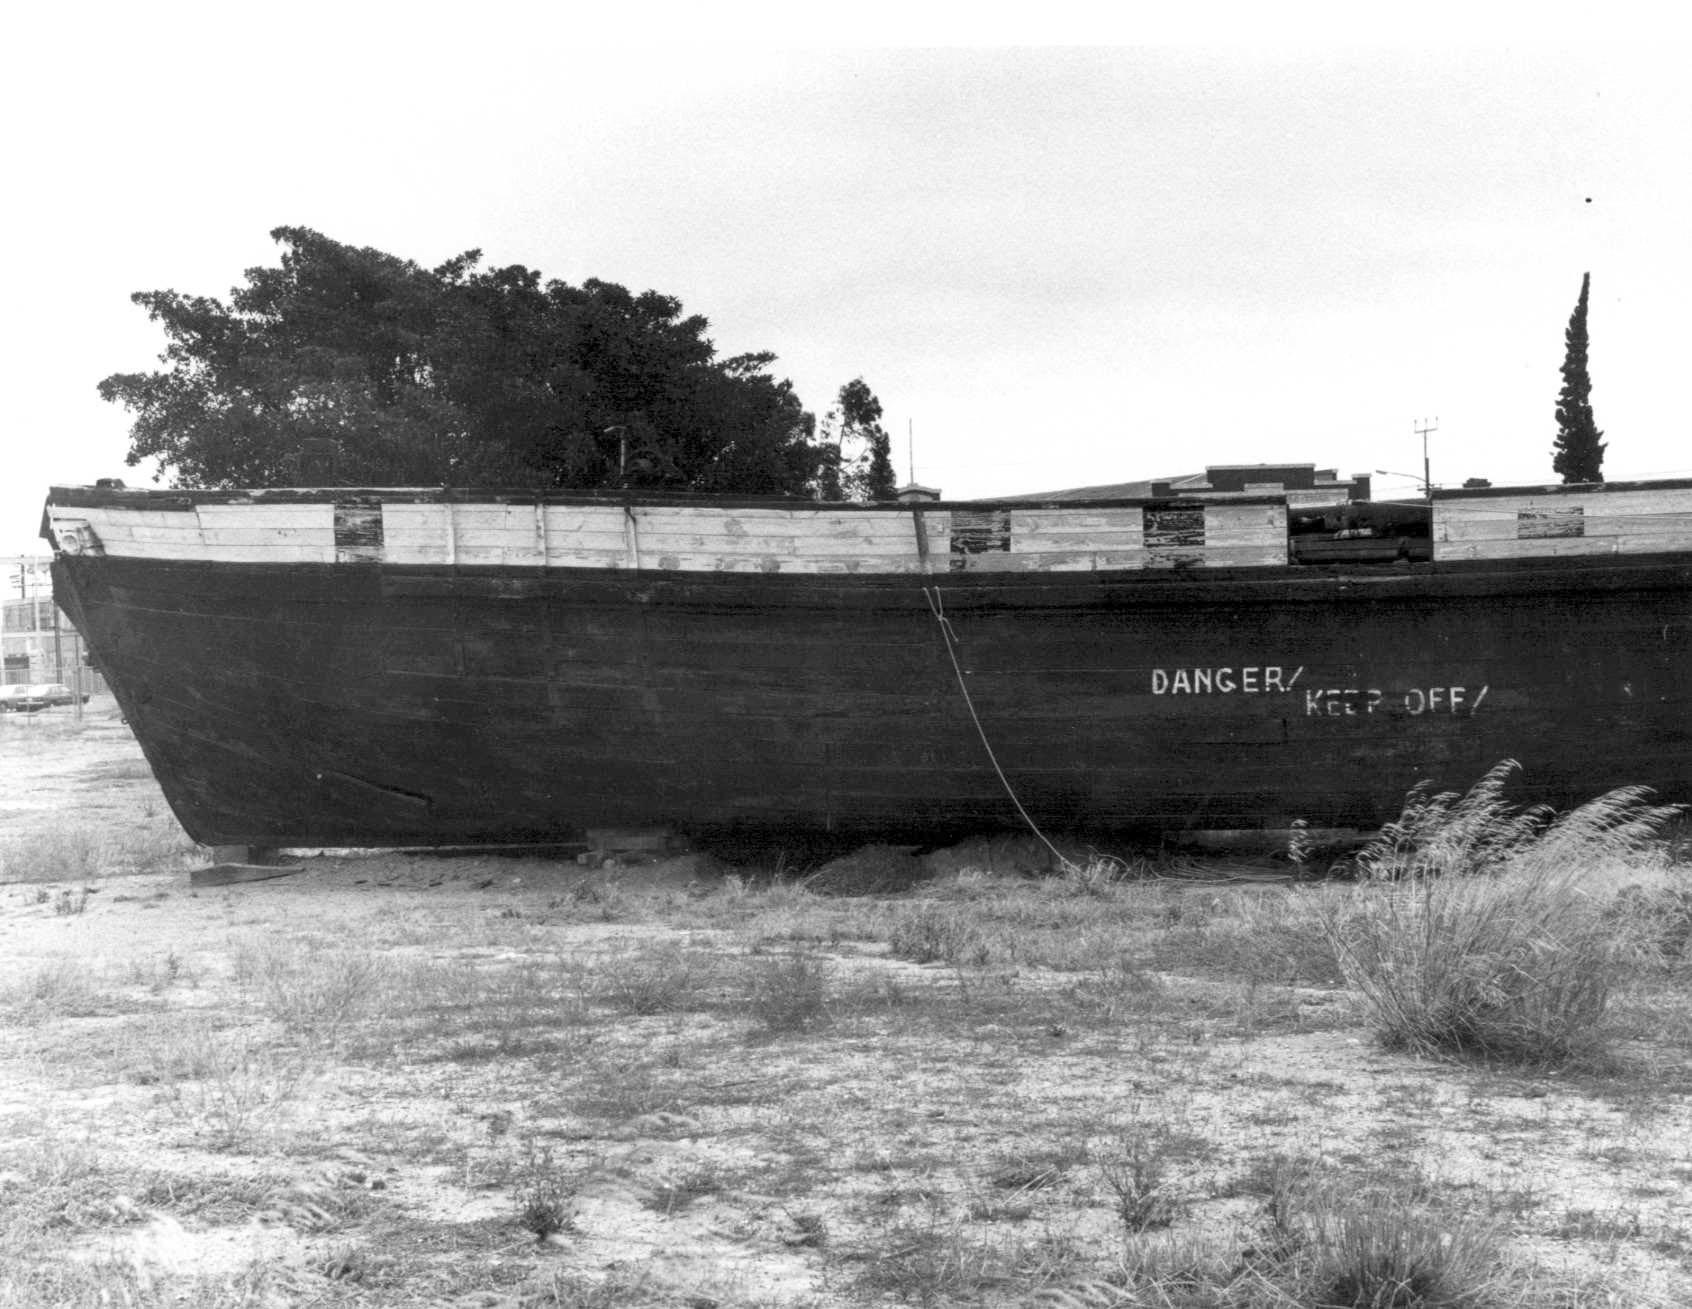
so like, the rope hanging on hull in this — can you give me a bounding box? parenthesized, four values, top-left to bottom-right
(921, 584, 1075, 871)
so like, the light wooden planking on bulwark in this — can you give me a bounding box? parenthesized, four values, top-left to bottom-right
(62, 503, 338, 563)
(629, 506, 923, 574)
(375, 501, 1290, 572)
(55, 496, 1291, 572)
(1435, 488, 1692, 561)
(950, 501, 1287, 571)
(383, 503, 926, 571)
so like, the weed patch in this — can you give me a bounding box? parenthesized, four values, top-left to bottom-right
(1321, 763, 1682, 1065)
(0, 817, 194, 884)
(744, 951, 832, 1032)
(235, 937, 391, 1046)
(154, 1022, 321, 1149)
(887, 899, 998, 966)
(596, 941, 715, 1015)
(1, 958, 111, 1021)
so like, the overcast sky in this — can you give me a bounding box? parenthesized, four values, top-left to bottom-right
(4, 13, 1688, 555)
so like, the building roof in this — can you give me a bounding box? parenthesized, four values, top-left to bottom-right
(1000, 473, 1209, 502)
(1003, 464, 1367, 502)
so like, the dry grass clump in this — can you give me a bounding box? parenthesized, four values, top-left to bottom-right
(0, 817, 196, 884)
(596, 941, 714, 1015)
(1322, 762, 1685, 1064)
(0, 826, 112, 884)
(886, 898, 999, 966)
(514, 1144, 580, 1241)
(1295, 1191, 1506, 1308)
(233, 938, 391, 1045)
(1053, 1162, 1523, 1309)
(1142, 889, 1344, 989)
(1, 958, 109, 1022)
(152, 1021, 321, 1150)
(744, 951, 832, 1032)
(857, 1212, 1088, 1305)
(1095, 1125, 1194, 1235)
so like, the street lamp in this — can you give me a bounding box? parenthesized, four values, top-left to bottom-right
(1375, 469, 1434, 500)
(1376, 418, 1437, 505)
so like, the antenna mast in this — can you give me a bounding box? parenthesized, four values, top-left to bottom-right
(908, 419, 915, 485)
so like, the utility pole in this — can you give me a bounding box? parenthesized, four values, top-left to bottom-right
(52, 596, 63, 697)
(1413, 417, 1438, 505)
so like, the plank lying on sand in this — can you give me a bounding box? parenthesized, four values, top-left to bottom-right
(189, 863, 305, 887)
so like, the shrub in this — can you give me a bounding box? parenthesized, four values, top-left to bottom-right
(1, 827, 111, 883)
(170, 1026, 319, 1150)
(886, 900, 995, 966)
(517, 1171, 578, 1240)
(746, 952, 831, 1032)
(1058, 856, 1135, 897)
(53, 887, 89, 916)
(598, 942, 708, 1015)
(2, 959, 108, 1021)
(234, 939, 390, 1045)
(1323, 764, 1683, 1063)
(0, 818, 195, 884)
(1296, 1190, 1505, 1308)
(1094, 1124, 1208, 1237)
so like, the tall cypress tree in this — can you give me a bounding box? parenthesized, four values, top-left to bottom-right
(1552, 272, 1606, 484)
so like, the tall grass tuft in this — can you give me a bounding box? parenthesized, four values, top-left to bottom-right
(1297, 1191, 1505, 1309)
(745, 952, 831, 1032)
(1351, 759, 1679, 881)
(886, 899, 997, 966)
(1323, 762, 1684, 1064)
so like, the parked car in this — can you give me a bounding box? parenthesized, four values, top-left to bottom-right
(0, 685, 32, 712)
(1, 683, 88, 712)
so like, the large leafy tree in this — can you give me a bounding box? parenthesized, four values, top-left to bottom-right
(100, 227, 827, 493)
(1551, 271, 1605, 484)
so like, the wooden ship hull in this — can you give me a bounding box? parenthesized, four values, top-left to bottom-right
(42, 481, 1692, 848)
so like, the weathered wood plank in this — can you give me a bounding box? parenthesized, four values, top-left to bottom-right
(1203, 502, 1288, 531)
(1438, 489, 1692, 542)
(1438, 537, 1623, 560)
(1008, 539, 1148, 557)
(1146, 545, 1288, 568)
(1010, 509, 1145, 532)
(948, 551, 1148, 573)
(633, 535, 919, 558)
(630, 552, 929, 574)
(189, 863, 305, 887)
(195, 504, 336, 533)
(87, 508, 198, 529)
(85, 518, 203, 542)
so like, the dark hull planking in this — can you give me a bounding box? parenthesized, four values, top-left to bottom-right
(50, 550, 1692, 847)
